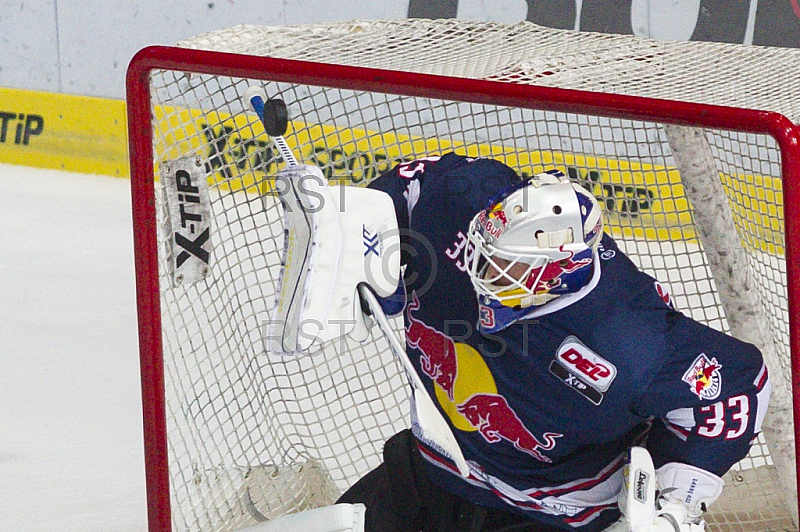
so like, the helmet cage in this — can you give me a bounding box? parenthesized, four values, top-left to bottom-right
(465, 226, 552, 303)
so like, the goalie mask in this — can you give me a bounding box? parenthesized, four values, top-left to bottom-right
(464, 169, 603, 309)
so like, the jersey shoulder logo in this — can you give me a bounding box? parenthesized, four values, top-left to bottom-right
(654, 281, 674, 309)
(549, 336, 617, 405)
(598, 240, 616, 261)
(682, 353, 722, 400)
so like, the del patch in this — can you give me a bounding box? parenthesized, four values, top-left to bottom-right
(549, 336, 617, 405)
(682, 354, 723, 400)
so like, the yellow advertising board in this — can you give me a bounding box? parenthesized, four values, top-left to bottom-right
(0, 87, 128, 176)
(0, 86, 783, 254)
(155, 104, 783, 252)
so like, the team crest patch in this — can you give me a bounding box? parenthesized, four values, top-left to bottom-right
(682, 354, 722, 400)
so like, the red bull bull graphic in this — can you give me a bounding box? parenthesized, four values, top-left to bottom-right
(528, 247, 593, 294)
(489, 203, 508, 226)
(406, 291, 458, 400)
(457, 393, 562, 463)
(682, 354, 723, 400)
(406, 292, 561, 463)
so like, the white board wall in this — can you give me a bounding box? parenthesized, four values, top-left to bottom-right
(0, 1, 60, 93)
(0, 0, 779, 100)
(0, 0, 409, 99)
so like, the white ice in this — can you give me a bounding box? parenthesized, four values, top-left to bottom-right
(0, 163, 148, 531)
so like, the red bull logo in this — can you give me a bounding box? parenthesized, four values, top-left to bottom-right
(457, 393, 562, 463)
(477, 210, 505, 239)
(528, 248, 593, 294)
(406, 292, 458, 400)
(682, 354, 723, 400)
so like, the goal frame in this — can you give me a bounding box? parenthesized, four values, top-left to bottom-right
(126, 44, 800, 532)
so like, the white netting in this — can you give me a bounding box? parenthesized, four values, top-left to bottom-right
(178, 19, 800, 122)
(134, 19, 798, 532)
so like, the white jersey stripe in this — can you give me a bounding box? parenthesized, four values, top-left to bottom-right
(753, 363, 768, 390)
(417, 443, 622, 527)
(754, 372, 772, 434)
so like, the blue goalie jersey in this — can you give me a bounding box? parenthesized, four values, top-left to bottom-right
(368, 153, 771, 531)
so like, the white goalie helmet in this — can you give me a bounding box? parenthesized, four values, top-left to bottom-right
(465, 169, 604, 309)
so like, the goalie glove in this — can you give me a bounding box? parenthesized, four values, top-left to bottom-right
(612, 447, 723, 532)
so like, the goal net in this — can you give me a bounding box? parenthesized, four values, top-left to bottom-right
(127, 19, 800, 532)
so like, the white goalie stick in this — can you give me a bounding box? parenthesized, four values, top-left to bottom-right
(357, 284, 472, 477)
(244, 87, 309, 353)
(244, 87, 472, 480)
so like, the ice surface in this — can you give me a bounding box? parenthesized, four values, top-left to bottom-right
(0, 163, 147, 531)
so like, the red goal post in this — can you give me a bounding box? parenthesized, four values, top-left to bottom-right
(127, 20, 800, 532)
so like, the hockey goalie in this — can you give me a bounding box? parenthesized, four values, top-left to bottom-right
(255, 99, 771, 530)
